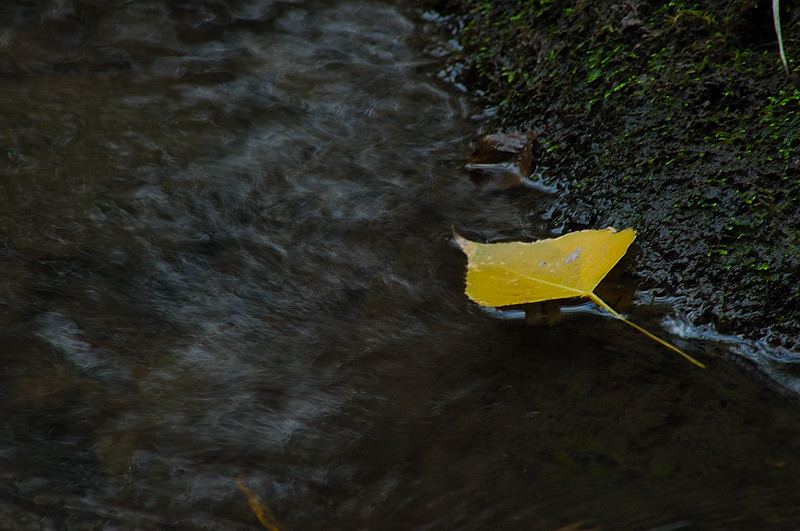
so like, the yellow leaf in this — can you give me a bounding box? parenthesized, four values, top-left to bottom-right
(454, 227, 705, 368)
(454, 227, 635, 307)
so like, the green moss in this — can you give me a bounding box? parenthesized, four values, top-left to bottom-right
(427, 0, 800, 345)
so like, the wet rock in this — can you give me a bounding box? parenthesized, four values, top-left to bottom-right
(465, 130, 540, 190)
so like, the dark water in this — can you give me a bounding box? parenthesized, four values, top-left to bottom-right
(3, 1, 800, 529)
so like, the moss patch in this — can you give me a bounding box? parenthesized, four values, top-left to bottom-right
(422, 0, 800, 348)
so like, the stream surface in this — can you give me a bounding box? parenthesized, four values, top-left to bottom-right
(3, 1, 800, 529)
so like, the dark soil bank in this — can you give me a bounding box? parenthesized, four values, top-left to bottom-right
(418, 1, 800, 354)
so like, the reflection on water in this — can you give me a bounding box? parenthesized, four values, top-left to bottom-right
(3, 0, 800, 529)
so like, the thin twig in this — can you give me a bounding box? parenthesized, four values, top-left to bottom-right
(773, 0, 790, 75)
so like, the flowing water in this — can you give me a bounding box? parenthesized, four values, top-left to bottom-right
(3, 1, 800, 529)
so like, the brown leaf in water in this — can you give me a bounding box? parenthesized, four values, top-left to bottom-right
(236, 476, 284, 531)
(465, 129, 541, 190)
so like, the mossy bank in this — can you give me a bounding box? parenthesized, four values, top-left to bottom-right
(420, 0, 800, 352)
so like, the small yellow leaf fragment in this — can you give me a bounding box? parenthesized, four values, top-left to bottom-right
(236, 476, 285, 531)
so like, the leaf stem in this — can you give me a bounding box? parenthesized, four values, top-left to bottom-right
(586, 292, 706, 369)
